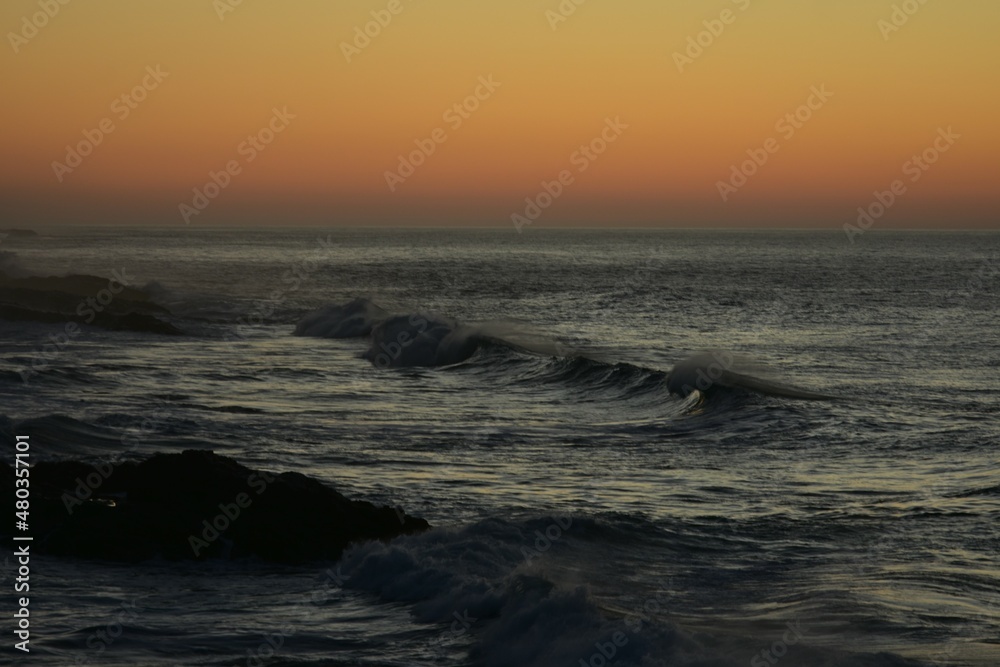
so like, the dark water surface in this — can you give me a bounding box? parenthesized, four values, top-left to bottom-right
(1, 228, 997, 666)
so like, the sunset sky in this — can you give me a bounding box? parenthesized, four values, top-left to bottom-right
(1, 0, 997, 228)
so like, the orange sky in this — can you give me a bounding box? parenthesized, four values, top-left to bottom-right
(1, 0, 997, 227)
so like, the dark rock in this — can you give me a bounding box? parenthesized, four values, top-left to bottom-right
(0, 302, 181, 335)
(0, 274, 180, 335)
(0, 450, 428, 563)
(0, 273, 154, 303)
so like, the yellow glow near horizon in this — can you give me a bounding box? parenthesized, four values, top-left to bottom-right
(1, 0, 997, 227)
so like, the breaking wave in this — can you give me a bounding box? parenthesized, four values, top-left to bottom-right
(293, 299, 834, 401)
(338, 516, 925, 667)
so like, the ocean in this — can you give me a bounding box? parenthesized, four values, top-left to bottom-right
(1, 227, 998, 666)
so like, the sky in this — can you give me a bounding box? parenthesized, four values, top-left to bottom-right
(1, 0, 997, 228)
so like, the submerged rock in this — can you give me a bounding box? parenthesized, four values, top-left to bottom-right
(0, 450, 428, 563)
(0, 271, 180, 335)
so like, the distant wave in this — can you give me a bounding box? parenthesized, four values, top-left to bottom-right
(293, 298, 571, 368)
(290, 298, 834, 402)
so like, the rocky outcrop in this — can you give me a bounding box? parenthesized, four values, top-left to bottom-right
(0, 450, 428, 563)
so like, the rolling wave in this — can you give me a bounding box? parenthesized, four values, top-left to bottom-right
(293, 298, 834, 404)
